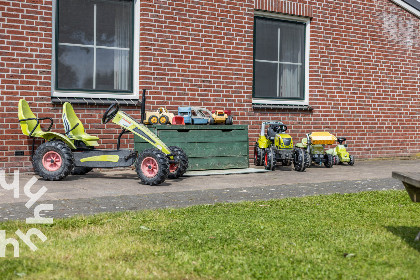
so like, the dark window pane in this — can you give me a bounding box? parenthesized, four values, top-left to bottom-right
(279, 22, 304, 63)
(96, 49, 131, 91)
(255, 18, 278, 61)
(254, 61, 278, 98)
(279, 64, 303, 98)
(58, 0, 94, 45)
(57, 45, 94, 90)
(96, 0, 133, 48)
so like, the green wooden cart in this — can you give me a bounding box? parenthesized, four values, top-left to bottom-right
(134, 125, 249, 171)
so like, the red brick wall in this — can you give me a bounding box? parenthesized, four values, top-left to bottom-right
(0, 0, 419, 172)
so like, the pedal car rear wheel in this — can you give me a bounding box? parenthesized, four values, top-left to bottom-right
(136, 148, 169, 185)
(293, 148, 306, 172)
(168, 146, 189, 179)
(33, 140, 74, 181)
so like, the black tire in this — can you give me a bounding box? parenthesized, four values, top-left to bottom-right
(293, 148, 306, 172)
(264, 148, 275, 171)
(325, 154, 334, 168)
(148, 115, 159, 124)
(253, 144, 264, 166)
(209, 117, 215, 125)
(349, 155, 355, 166)
(33, 140, 74, 181)
(136, 148, 169, 185)
(159, 115, 169, 125)
(304, 151, 311, 168)
(71, 166, 93, 175)
(334, 155, 340, 165)
(225, 116, 233, 125)
(168, 146, 189, 179)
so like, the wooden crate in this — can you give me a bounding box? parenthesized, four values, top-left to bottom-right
(134, 125, 249, 171)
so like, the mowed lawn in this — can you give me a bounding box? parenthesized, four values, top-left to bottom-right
(1, 190, 419, 279)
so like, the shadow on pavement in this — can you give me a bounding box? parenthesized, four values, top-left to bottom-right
(386, 226, 420, 253)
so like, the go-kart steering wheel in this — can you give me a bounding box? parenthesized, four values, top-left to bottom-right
(102, 103, 120, 124)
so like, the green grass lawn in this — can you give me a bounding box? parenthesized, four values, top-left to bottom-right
(1, 190, 420, 279)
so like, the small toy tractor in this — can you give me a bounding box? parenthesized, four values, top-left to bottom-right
(254, 122, 306, 172)
(209, 110, 233, 125)
(326, 137, 354, 165)
(144, 107, 175, 125)
(296, 132, 336, 168)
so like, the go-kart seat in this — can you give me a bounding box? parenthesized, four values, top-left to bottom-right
(62, 102, 99, 147)
(18, 99, 76, 153)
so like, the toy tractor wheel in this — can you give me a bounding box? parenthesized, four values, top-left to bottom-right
(334, 155, 340, 165)
(159, 115, 169, 125)
(225, 116, 233, 125)
(71, 166, 93, 175)
(253, 144, 264, 166)
(304, 151, 311, 168)
(148, 115, 159, 125)
(349, 155, 355, 166)
(325, 154, 334, 168)
(168, 146, 189, 179)
(293, 148, 306, 172)
(209, 117, 215, 125)
(136, 148, 169, 185)
(264, 148, 276, 171)
(33, 140, 74, 181)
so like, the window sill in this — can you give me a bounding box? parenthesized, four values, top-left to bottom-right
(252, 99, 312, 110)
(51, 96, 139, 106)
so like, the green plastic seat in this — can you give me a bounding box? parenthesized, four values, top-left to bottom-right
(18, 99, 76, 150)
(62, 102, 99, 147)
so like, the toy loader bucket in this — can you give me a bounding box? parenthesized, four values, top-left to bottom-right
(310, 132, 337, 145)
(172, 115, 185, 125)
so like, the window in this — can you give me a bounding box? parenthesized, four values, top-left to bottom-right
(54, 0, 137, 98)
(253, 15, 309, 105)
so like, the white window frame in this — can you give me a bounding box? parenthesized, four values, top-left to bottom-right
(51, 0, 140, 100)
(253, 11, 311, 106)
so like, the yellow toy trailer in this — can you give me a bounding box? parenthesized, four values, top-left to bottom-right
(296, 132, 336, 168)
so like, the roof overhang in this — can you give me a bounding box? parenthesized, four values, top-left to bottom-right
(390, 0, 420, 18)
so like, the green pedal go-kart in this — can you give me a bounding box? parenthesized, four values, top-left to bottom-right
(18, 98, 188, 185)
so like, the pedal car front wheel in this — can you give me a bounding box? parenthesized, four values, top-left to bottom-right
(136, 148, 169, 185)
(168, 146, 188, 179)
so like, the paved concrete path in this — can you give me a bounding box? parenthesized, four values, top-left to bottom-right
(0, 159, 418, 221)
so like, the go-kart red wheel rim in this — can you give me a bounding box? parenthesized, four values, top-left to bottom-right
(169, 163, 179, 173)
(254, 149, 258, 162)
(42, 151, 62, 172)
(141, 157, 159, 178)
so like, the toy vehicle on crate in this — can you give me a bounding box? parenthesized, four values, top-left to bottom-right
(210, 110, 233, 125)
(254, 122, 306, 172)
(296, 132, 336, 168)
(144, 107, 175, 125)
(18, 90, 188, 186)
(178, 107, 212, 125)
(326, 137, 355, 165)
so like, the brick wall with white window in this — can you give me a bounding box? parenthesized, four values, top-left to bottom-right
(0, 0, 419, 172)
